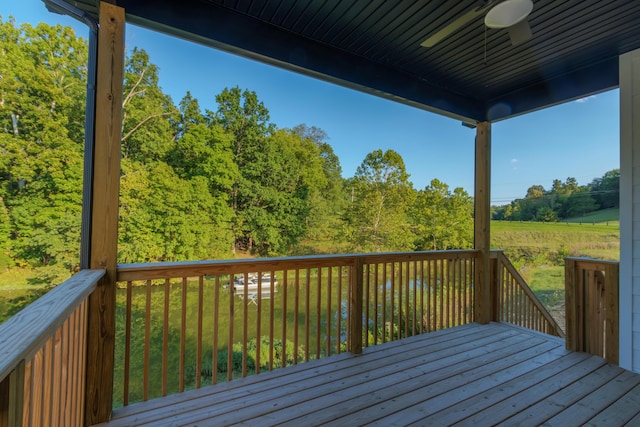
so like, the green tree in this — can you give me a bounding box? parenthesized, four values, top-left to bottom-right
(214, 87, 274, 253)
(344, 149, 415, 252)
(566, 190, 599, 218)
(590, 169, 619, 209)
(0, 20, 87, 279)
(412, 179, 473, 250)
(121, 47, 178, 162)
(292, 124, 344, 243)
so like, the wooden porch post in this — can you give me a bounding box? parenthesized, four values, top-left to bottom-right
(85, 2, 125, 424)
(474, 122, 492, 324)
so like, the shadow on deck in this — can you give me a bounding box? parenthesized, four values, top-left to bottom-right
(99, 323, 640, 426)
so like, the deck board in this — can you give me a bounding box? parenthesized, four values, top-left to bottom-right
(99, 323, 640, 427)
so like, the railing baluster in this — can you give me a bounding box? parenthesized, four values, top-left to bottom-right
(228, 275, 234, 381)
(123, 280, 132, 405)
(162, 278, 169, 396)
(196, 276, 203, 388)
(382, 262, 387, 343)
(144, 279, 151, 401)
(212, 276, 220, 385)
(405, 261, 410, 337)
(327, 267, 332, 355)
(282, 270, 288, 367)
(305, 269, 310, 362)
(269, 272, 275, 371)
(316, 269, 322, 359)
(390, 262, 395, 341)
(294, 269, 300, 363)
(242, 272, 249, 378)
(180, 277, 187, 392)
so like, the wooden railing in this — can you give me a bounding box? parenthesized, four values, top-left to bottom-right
(565, 257, 619, 363)
(114, 250, 478, 406)
(491, 251, 565, 338)
(0, 269, 105, 427)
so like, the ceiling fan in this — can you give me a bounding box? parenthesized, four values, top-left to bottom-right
(420, 0, 534, 48)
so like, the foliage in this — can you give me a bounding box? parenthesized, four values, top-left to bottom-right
(343, 149, 415, 252)
(0, 19, 86, 277)
(492, 171, 619, 222)
(411, 179, 473, 250)
(3, 18, 596, 328)
(212, 336, 305, 374)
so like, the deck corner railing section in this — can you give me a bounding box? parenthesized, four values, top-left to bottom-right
(0, 269, 105, 427)
(491, 251, 565, 338)
(564, 257, 619, 363)
(114, 250, 478, 407)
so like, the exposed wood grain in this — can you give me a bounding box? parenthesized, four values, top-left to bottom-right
(107, 325, 500, 426)
(474, 121, 491, 324)
(604, 262, 619, 363)
(161, 279, 169, 396)
(212, 276, 220, 384)
(496, 252, 564, 337)
(98, 323, 640, 427)
(565, 257, 577, 351)
(116, 251, 477, 282)
(350, 257, 363, 354)
(565, 257, 619, 362)
(85, 1, 125, 424)
(0, 270, 103, 380)
(112, 250, 550, 407)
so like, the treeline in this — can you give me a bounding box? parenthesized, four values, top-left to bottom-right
(0, 19, 474, 284)
(492, 170, 619, 222)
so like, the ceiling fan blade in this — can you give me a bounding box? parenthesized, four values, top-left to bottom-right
(507, 19, 532, 46)
(420, 5, 489, 47)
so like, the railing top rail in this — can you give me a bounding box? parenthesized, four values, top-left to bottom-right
(0, 269, 105, 381)
(566, 257, 619, 271)
(117, 250, 479, 281)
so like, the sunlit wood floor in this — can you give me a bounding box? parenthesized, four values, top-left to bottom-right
(98, 322, 640, 426)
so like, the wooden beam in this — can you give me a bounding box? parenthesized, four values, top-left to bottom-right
(474, 122, 492, 324)
(604, 262, 619, 364)
(85, 2, 125, 424)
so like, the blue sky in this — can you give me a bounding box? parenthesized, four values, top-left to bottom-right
(2, 0, 620, 205)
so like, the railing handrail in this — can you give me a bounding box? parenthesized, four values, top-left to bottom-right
(567, 257, 619, 270)
(116, 250, 479, 281)
(0, 269, 105, 381)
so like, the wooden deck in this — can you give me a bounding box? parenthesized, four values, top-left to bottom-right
(99, 323, 640, 426)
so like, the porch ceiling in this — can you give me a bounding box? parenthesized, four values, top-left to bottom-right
(60, 0, 640, 123)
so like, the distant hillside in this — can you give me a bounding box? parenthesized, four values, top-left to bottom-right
(563, 208, 619, 224)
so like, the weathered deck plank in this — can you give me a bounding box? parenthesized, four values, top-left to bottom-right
(99, 323, 640, 427)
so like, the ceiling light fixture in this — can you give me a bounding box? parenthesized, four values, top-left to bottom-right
(484, 0, 533, 29)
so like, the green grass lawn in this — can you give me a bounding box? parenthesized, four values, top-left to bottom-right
(563, 208, 619, 224)
(492, 218, 619, 263)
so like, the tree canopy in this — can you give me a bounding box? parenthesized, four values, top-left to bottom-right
(0, 18, 482, 283)
(492, 170, 619, 222)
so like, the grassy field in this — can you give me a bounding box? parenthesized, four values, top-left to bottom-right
(492, 220, 619, 263)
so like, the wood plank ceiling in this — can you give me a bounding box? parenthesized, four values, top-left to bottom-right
(59, 0, 640, 122)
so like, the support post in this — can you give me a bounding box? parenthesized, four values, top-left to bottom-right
(85, 2, 125, 424)
(564, 258, 577, 352)
(474, 122, 492, 324)
(604, 262, 619, 364)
